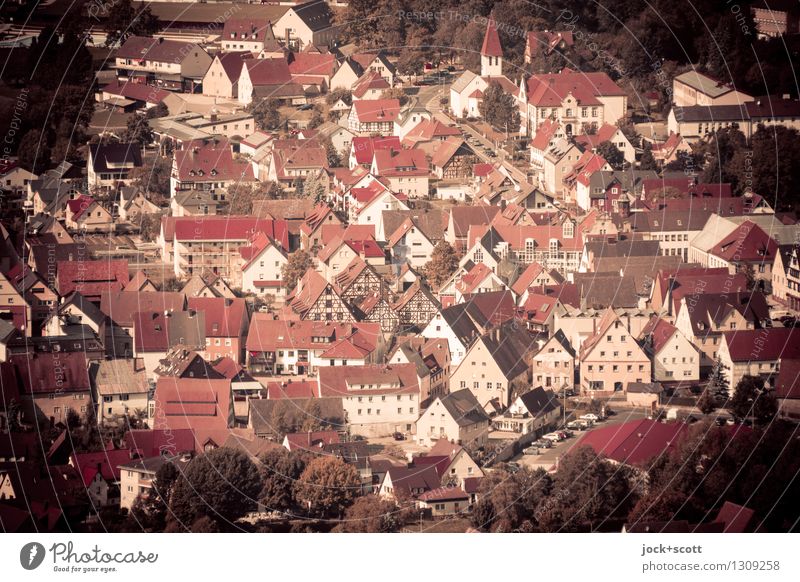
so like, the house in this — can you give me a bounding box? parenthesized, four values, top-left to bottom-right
(415, 389, 491, 448)
(430, 138, 479, 181)
(98, 81, 170, 112)
(718, 327, 800, 389)
(379, 464, 441, 502)
(100, 290, 186, 357)
(493, 386, 561, 435)
(0, 161, 36, 197)
(65, 195, 114, 233)
(351, 71, 389, 101)
(511, 261, 563, 298)
(418, 486, 472, 516)
(70, 448, 133, 507)
(267, 140, 328, 188)
(386, 216, 436, 269)
(221, 18, 276, 53)
(245, 317, 382, 375)
(300, 203, 343, 250)
(579, 308, 652, 395)
(237, 58, 302, 106)
(90, 359, 150, 422)
(519, 68, 627, 136)
(672, 71, 754, 108)
(240, 231, 289, 297)
(132, 310, 206, 378)
(273, 0, 337, 51)
(87, 142, 142, 193)
(9, 352, 92, 425)
(389, 337, 451, 405)
(393, 281, 440, 330)
(531, 330, 576, 391)
(318, 363, 421, 438)
(673, 292, 771, 368)
(542, 138, 584, 196)
(333, 257, 384, 306)
(152, 377, 234, 445)
(705, 220, 778, 284)
(450, 262, 508, 303)
(112, 35, 212, 92)
(772, 244, 800, 311)
(189, 297, 250, 364)
(202, 52, 251, 100)
(170, 140, 256, 197)
(626, 382, 664, 408)
(446, 206, 501, 253)
(282, 430, 340, 453)
(420, 303, 481, 366)
(370, 148, 429, 198)
(330, 57, 364, 91)
(449, 323, 541, 410)
(181, 269, 237, 299)
(639, 316, 700, 383)
(57, 259, 129, 304)
(525, 30, 574, 65)
(350, 52, 397, 86)
(573, 123, 636, 165)
(168, 217, 288, 284)
(285, 268, 355, 322)
(119, 454, 188, 511)
(348, 99, 402, 134)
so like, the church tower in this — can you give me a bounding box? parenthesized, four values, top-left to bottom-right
(481, 14, 503, 77)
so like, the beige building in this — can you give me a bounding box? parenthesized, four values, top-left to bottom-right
(91, 359, 150, 422)
(273, 0, 337, 51)
(119, 455, 183, 511)
(772, 245, 800, 311)
(579, 309, 651, 395)
(531, 330, 576, 391)
(639, 316, 700, 383)
(717, 327, 797, 390)
(672, 71, 753, 108)
(415, 389, 491, 448)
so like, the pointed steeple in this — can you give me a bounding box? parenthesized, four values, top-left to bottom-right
(480, 13, 504, 77)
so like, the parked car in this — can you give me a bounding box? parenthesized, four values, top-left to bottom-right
(523, 446, 540, 455)
(297, 103, 313, 111)
(557, 430, 572, 439)
(566, 420, 582, 430)
(392, 432, 405, 441)
(576, 419, 593, 430)
(580, 413, 600, 422)
(542, 433, 562, 443)
(506, 462, 521, 473)
(533, 439, 552, 448)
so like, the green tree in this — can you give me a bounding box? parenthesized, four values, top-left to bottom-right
(282, 250, 314, 291)
(129, 462, 179, 531)
(729, 375, 777, 425)
(423, 241, 460, 290)
(132, 156, 171, 200)
(248, 98, 282, 131)
(294, 456, 361, 518)
(596, 141, 625, 170)
(146, 102, 169, 119)
(308, 108, 324, 129)
(123, 115, 153, 147)
(103, 0, 159, 47)
(225, 181, 282, 215)
(17, 129, 51, 174)
(302, 171, 328, 203)
(639, 141, 657, 170)
(479, 81, 520, 131)
(325, 89, 352, 107)
(259, 448, 308, 513)
(471, 466, 552, 532)
(169, 448, 262, 528)
(380, 87, 409, 107)
(335, 496, 401, 532)
(709, 356, 730, 401)
(697, 389, 717, 416)
(538, 446, 636, 532)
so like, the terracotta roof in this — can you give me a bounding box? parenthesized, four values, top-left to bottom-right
(153, 377, 233, 433)
(714, 501, 756, 533)
(222, 18, 274, 43)
(124, 428, 196, 457)
(171, 216, 289, 248)
(116, 35, 202, 63)
(265, 380, 318, 399)
(430, 137, 471, 169)
(384, 464, 441, 498)
(57, 259, 129, 298)
(101, 81, 169, 104)
(317, 363, 421, 397)
(639, 316, 680, 354)
(774, 359, 800, 399)
(66, 195, 99, 222)
(351, 99, 401, 123)
(173, 141, 255, 183)
(456, 262, 495, 295)
(351, 136, 401, 166)
(188, 296, 248, 337)
(246, 316, 380, 353)
(419, 486, 469, 502)
(10, 352, 90, 395)
(403, 118, 460, 146)
(243, 57, 292, 85)
(481, 13, 503, 57)
(100, 290, 186, 328)
(709, 220, 778, 263)
(352, 71, 389, 98)
(449, 205, 501, 238)
(527, 30, 574, 57)
(525, 69, 625, 106)
(71, 449, 132, 486)
(723, 327, 800, 362)
(530, 118, 559, 150)
(576, 419, 687, 466)
(216, 51, 253, 82)
(288, 52, 337, 77)
(284, 430, 340, 452)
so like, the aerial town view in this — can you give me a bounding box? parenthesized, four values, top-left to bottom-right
(0, 0, 799, 558)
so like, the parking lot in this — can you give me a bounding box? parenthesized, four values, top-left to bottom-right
(513, 408, 650, 471)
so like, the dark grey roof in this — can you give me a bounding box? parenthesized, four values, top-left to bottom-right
(550, 329, 575, 357)
(518, 386, 559, 416)
(60, 291, 107, 328)
(382, 209, 445, 242)
(573, 273, 641, 309)
(481, 323, 543, 381)
(587, 170, 658, 197)
(585, 239, 660, 260)
(291, 0, 333, 32)
(439, 389, 491, 426)
(89, 142, 143, 173)
(440, 303, 480, 347)
(672, 104, 749, 122)
(627, 382, 664, 394)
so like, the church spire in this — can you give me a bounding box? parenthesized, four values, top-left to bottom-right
(481, 13, 503, 77)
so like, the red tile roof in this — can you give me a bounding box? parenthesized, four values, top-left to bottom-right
(10, 352, 90, 394)
(284, 430, 339, 452)
(246, 316, 380, 354)
(244, 57, 292, 85)
(481, 13, 503, 57)
(124, 428, 196, 457)
(153, 377, 233, 433)
(525, 69, 625, 106)
(71, 449, 133, 486)
(709, 221, 778, 263)
(575, 419, 687, 466)
(723, 327, 800, 362)
(288, 52, 336, 77)
(66, 195, 99, 222)
(530, 118, 559, 150)
(351, 99, 401, 124)
(173, 141, 255, 184)
(265, 380, 318, 399)
(352, 71, 390, 98)
(640, 316, 680, 354)
(57, 259, 129, 299)
(317, 363, 421, 398)
(188, 296, 248, 338)
(372, 148, 429, 177)
(172, 216, 289, 248)
(419, 486, 469, 502)
(101, 81, 170, 104)
(351, 136, 401, 166)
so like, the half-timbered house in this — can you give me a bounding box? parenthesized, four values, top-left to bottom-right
(286, 269, 355, 322)
(357, 290, 399, 334)
(430, 138, 479, 180)
(393, 281, 441, 330)
(334, 257, 384, 305)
